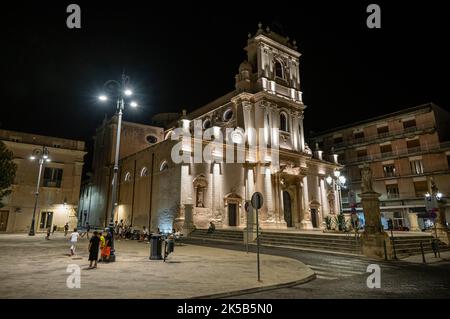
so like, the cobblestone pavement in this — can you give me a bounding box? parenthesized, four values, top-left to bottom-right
(0, 233, 313, 299)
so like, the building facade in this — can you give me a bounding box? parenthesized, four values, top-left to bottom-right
(309, 103, 450, 231)
(86, 25, 342, 233)
(0, 129, 86, 233)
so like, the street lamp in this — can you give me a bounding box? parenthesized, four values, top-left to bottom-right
(28, 147, 50, 236)
(425, 190, 445, 237)
(98, 72, 139, 261)
(326, 170, 346, 214)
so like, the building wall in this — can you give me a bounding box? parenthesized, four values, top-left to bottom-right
(0, 130, 86, 233)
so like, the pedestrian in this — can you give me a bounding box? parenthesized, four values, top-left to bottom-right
(64, 222, 69, 236)
(45, 227, 51, 240)
(86, 222, 91, 239)
(431, 239, 440, 258)
(102, 228, 112, 262)
(88, 231, 100, 269)
(118, 219, 124, 239)
(98, 231, 106, 262)
(52, 224, 57, 234)
(69, 228, 80, 256)
(207, 221, 215, 234)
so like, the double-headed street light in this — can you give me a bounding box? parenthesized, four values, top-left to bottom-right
(28, 147, 51, 236)
(98, 73, 139, 261)
(326, 170, 347, 214)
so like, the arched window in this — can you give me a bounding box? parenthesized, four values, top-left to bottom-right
(203, 118, 212, 130)
(280, 112, 289, 132)
(124, 172, 132, 182)
(146, 135, 158, 144)
(223, 109, 233, 122)
(140, 167, 148, 177)
(159, 160, 169, 172)
(275, 61, 283, 78)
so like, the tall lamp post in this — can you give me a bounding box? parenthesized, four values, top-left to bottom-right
(326, 170, 347, 214)
(28, 147, 51, 236)
(425, 190, 444, 238)
(98, 73, 138, 261)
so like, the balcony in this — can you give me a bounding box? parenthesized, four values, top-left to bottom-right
(345, 142, 450, 164)
(326, 123, 436, 150)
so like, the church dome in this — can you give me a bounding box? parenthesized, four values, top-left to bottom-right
(238, 60, 252, 73)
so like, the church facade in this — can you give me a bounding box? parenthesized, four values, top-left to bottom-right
(82, 25, 342, 233)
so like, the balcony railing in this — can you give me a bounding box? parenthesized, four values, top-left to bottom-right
(324, 123, 436, 149)
(345, 142, 450, 164)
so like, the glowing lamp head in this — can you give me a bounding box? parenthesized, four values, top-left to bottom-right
(334, 170, 341, 178)
(338, 175, 346, 185)
(326, 175, 333, 185)
(46, 158, 51, 163)
(425, 192, 431, 199)
(436, 192, 443, 200)
(99, 95, 108, 101)
(124, 89, 133, 96)
(130, 101, 138, 108)
(30, 156, 36, 160)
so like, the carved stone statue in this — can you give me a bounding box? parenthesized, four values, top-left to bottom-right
(361, 164, 374, 193)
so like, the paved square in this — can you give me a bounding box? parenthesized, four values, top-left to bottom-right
(0, 233, 313, 298)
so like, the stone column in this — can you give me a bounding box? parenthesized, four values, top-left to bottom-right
(407, 212, 421, 232)
(182, 204, 194, 237)
(299, 175, 313, 230)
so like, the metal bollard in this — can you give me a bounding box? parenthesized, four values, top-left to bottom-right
(383, 239, 388, 261)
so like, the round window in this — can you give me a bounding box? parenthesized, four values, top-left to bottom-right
(146, 135, 158, 144)
(223, 109, 233, 122)
(203, 119, 212, 130)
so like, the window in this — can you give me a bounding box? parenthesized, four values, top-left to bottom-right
(124, 172, 132, 182)
(356, 149, 367, 160)
(377, 126, 389, 135)
(160, 161, 169, 172)
(140, 167, 148, 177)
(43, 168, 63, 188)
(403, 119, 417, 130)
(146, 135, 158, 144)
(10, 136, 21, 142)
(223, 109, 233, 122)
(406, 139, 420, 150)
(410, 160, 424, 175)
(53, 143, 61, 148)
(333, 136, 343, 144)
(354, 131, 364, 140)
(383, 165, 396, 177)
(203, 119, 212, 130)
(380, 144, 392, 154)
(413, 181, 428, 197)
(280, 112, 289, 132)
(386, 184, 400, 199)
(275, 61, 283, 78)
(39, 212, 53, 230)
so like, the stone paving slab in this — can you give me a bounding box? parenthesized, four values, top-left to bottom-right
(0, 233, 314, 299)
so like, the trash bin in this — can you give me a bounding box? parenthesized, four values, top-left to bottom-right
(149, 234, 163, 260)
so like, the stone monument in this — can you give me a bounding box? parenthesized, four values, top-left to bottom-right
(359, 164, 393, 259)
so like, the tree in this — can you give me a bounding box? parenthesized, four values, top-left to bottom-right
(0, 141, 17, 208)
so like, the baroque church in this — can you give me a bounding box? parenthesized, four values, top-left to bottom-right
(78, 24, 343, 233)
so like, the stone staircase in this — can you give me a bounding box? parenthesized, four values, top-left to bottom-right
(188, 228, 244, 242)
(390, 235, 448, 258)
(259, 232, 362, 255)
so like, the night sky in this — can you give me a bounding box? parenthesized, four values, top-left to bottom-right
(2, 1, 449, 163)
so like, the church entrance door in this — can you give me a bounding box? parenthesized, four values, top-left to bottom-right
(283, 191, 293, 227)
(228, 203, 237, 226)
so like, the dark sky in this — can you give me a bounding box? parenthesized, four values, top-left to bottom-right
(2, 1, 449, 147)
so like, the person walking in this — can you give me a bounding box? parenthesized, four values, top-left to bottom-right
(69, 228, 80, 256)
(86, 222, 91, 239)
(45, 227, 51, 240)
(98, 231, 106, 262)
(52, 224, 57, 234)
(64, 222, 69, 236)
(88, 231, 100, 269)
(102, 228, 112, 262)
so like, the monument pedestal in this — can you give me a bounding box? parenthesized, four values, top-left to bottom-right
(407, 212, 421, 232)
(359, 190, 393, 259)
(361, 232, 392, 259)
(298, 219, 313, 230)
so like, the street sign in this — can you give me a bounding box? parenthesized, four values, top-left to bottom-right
(251, 192, 263, 210)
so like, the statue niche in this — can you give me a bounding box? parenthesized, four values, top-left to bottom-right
(193, 174, 208, 208)
(361, 164, 374, 193)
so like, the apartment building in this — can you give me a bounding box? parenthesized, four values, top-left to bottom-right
(309, 103, 450, 231)
(0, 129, 86, 233)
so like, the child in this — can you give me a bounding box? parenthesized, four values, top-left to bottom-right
(98, 231, 106, 262)
(88, 231, 100, 269)
(69, 228, 80, 256)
